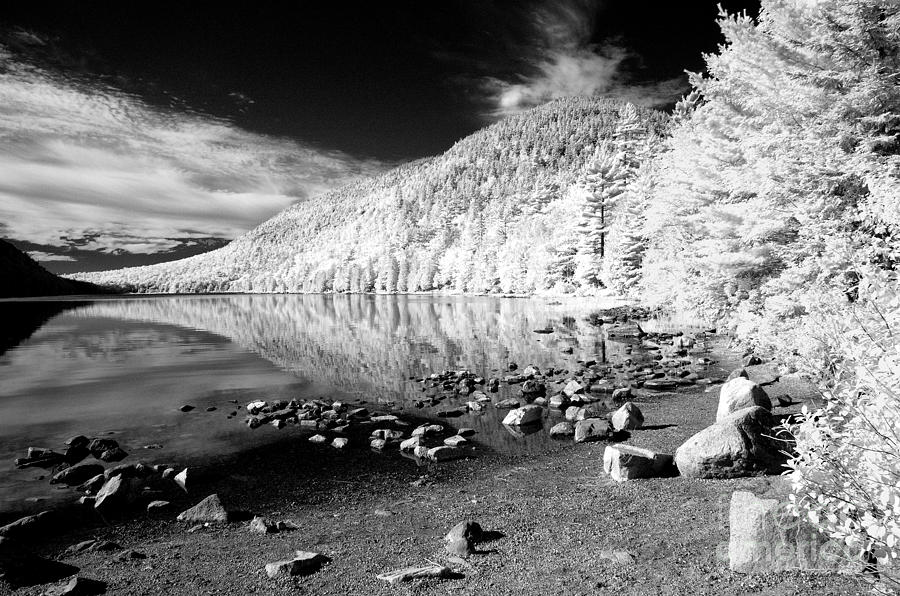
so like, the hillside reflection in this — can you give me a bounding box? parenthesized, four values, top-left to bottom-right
(77, 295, 617, 403)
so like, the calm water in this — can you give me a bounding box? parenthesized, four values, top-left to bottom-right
(0, 294, 710, 516)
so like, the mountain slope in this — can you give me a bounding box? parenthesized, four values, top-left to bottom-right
(74, 98, 668, 294)
(0, 240, 106, 298)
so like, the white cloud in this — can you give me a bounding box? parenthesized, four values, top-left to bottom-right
(487, 0, 686, 116)
(27, 251, 76, 262)
(0, 45, 385, 254)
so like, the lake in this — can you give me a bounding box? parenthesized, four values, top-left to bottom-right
(0, 294, 717, 518)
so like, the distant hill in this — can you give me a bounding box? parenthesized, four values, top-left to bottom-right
(73, 98, 668, 295)
(0, 240, 107, 298)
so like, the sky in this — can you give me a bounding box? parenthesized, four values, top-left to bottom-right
(0, 0, 760, 273)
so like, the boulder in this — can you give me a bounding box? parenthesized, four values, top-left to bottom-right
(0, 511, 53, 539)
(729, 484, 848, 573)
(520, 380, 545, 396)
(716, 378, 771, 421)
(603, 444, 673, 481)
(574, 418, 614, 443)
(43, 576, 107, 595)
(548, 394, 569, 409)
(445, 520, 483, 544)
(501, 405, 543, 426)
(249, 516, 277, 534)
(51, 463, 105, 486)
(563, 380, 585, 397)
(549, 421, 575, 438)
(426, 446, 465, 462)
(176, 494, 230, 523)
(411, 424, 443, 437)
(174, 468, 189, 493)
(726, 368, 750, 381)
(610, 402, 644, 431)
(399, 436, 422, 451)
(611, 387, 632, 402)
(94, 475, 137, 516)
(264, 551, 327, 578)
(674, 406, 786, 479)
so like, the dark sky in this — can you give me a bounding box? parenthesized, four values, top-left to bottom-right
(0, 0, 759, 272)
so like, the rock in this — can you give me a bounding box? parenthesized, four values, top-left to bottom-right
(494, 399, 520, 409)
(179, 405, 195, 412)
(15, 450, 65, 469)
(276, 520, 299, 532)
(611, 402, 644, 431)
(51, 463, 105, 486)
(465, 400, 485, 412)
(63, 444, 90, 465)
(549, 421, 575, 438)
(86, 439, 118, 458)
(563, 380, 585, 397)
(371, 429, 405, 441)
(548, 394, 569, 409)
(376, 564, 454, 584)
(94, 476, 136, 516)
(65, 539, 121, 555)
(643, 379, 678, 391)
(411, 424, 443, 437)
(249, 516, 277, 534)
(501, 405, 543, 426)
(308, 434, 328, 444)
(426, 446, 465, 462)
(611, 386, 632, 402)
(42, 576, 107, 595)
(729, 484, 849, 573)
(176, 494, 230, 524)
(246, 400, 267, 415)
(603, 444, 674, 481)
(716, 378, 772, 421)
(443, 435, 468, 447)
(727, 368, 750, 381)
(174, 468, 189, 493)
(520, 380, 545, 396)
(146, 500, 171, 515)
(574, 418, 614, 443)
(522, 365, 540, 377)
(446, 537, 474, 557)
(413, 445, 430, 458)
(445, 520, 483, 544)
(564, 406, 583, 422)
(606, 322, 645, 337)
(743, 355, 763, 366)
(399, 436, 422, 451)
(370, 438, 388, 450)
(457, 428, 476, 437)
(65, 435, 90, 449)
(264, 551, 327, 578)
(97, 447, 127, 463)
(437, 408, 466, 418)
(331, 437, 349, 449)
(598, 550, 636, 565)
(0, 511, 52, 539)
(674, 406, 786, 479)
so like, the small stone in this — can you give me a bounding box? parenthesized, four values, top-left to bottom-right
(246, 400, 267, 414)
(249, 516, 277, 534)
(264, 551, 327, 578)
(549, 421, 575, 438)
(376, 564, 454, 584)
(146, 500, 171, 515)
(97, 447, 128, 463)
(179, 405, 195, 412)
(457, 427, 476, 437)
(426, 446, 465, 462)
(176, 494, 230, 524)
(611, 387, 632, 402)
(493, 398, 520, 409)
(411, 424, 443, 437)
(563, 380, 585, 397)
(443, 435, 468, 447)
(308, 434, 327, 444)
(501, 404, 543, 426)
(174, 468, 189, 493)
(43, 576, 107, 596)
(370, 438, 388, 450)
(331, 437, 349, 449)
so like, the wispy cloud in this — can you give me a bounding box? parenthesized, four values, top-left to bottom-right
(0, 43, 384, 258)
(484, 0, 687, 116)
(26, 251, 76, 262)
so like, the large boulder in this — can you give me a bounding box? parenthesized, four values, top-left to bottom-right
(716, 378, 771, 421)
(94, 475, 138, 516)
(729, 482, 849, 573)
(603, 445, 673, 481)
(674, 407, 786, 479)
(502, 405, 543, 426)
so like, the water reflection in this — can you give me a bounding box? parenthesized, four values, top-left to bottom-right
(0, 294, 669, 515)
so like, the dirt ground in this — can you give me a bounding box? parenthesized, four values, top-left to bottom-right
(4, 368, 867, 596)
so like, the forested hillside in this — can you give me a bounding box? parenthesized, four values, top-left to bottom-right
(73, 98, 667, 294)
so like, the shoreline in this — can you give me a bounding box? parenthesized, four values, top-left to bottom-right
(3, 343, 866, 595)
